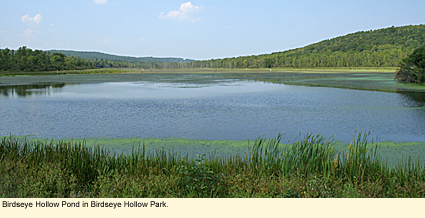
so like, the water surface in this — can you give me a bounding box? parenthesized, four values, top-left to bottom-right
(1, 78, 424, 143)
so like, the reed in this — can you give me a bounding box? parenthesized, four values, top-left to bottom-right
(1, 133, 425, 198)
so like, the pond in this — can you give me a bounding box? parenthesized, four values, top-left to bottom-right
(1, 75, 425, 143)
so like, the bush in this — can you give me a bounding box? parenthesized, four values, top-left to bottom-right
(395, 45, 425, 83)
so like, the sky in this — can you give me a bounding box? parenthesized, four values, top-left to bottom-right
(1, 0, 424, 60)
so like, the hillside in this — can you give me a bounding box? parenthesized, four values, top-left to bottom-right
(46, 50, 195, 63)
(195, 24, 425, 69)
(1, 47, 196, 72)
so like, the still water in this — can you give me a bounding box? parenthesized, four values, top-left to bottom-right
(1, 79, 425, 142)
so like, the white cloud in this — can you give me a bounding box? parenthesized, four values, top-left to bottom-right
(24, 29, 34, 36)
(24, 29, 38, 40)
(159, 2, 203, 22)
(21, 14, 42, 24)
(93, 0, 108, 4)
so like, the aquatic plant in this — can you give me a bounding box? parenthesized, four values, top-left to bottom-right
(1, 133, 425, 198)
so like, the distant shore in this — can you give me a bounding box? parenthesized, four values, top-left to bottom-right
(2, 67, 425, 93)
(0, 67, 397, 76)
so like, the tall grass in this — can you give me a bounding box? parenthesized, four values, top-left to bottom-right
(1, 133, 425, 198)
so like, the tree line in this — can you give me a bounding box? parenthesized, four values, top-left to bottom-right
(193, 25, 425, 69)
(2, 25, 424, 72)
(0, 46, 95, 72)
(0, 46, 195, 72)
(49, 50, 194, 64)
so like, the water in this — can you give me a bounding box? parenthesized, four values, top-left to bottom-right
(1, 79, 425, 143)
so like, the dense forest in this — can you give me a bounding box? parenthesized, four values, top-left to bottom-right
(0, 46, 96, 72)
(193, 25, 425, 69)
(47, 50, 194, 64)
(47, 50, 196, 70)
(0, 47, 195, 72)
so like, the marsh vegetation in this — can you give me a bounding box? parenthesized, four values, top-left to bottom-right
(1, 132, 425, 198)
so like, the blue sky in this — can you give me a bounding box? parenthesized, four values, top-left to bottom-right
(1, 0, 424, 60)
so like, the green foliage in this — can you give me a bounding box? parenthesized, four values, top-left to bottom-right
(93, 170, 178, 198)
(248, 133, 337, 178)
(0, 161, 78, 198)
(263, 57, 272, 68)
(177, 154, 227, 197)
(0, 46, 95, 72)
(2, 25, 424, 72)
(45, 50, 195, 70)
(283, 189, 302, 198)
(1, 133, 425, 198)
(394, 45, 425, 83)
(0, 47, 195, 73)
(194, 24, 425, 69)
(47, 50, 194, 64)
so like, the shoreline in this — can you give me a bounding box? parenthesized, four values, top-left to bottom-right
(5, 135, 424, 167)
(0, 67, 397, 75)
(2, 68, 425, 93)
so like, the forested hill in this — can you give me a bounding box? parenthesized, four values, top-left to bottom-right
(46, 50, 195, 63)
(0, 47, 195, 72)
(195, 24, 425, 68)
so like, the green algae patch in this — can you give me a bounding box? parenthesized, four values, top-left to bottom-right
(368, 141, 425, 166)
(274, 72, 425, 92)
(331, 140, 425, 167)
(19, 135, 425, 167)
(140, 138, 253, 157)
(3, 69, 425, 93)
(24, 137, 255, 158)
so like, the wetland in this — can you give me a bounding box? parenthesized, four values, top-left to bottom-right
(2, 69, 425, 197)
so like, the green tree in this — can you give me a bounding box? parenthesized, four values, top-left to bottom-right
(50, 52, 66, 70)
(0, 48, 11, 71)
(394, 45, 425, 83)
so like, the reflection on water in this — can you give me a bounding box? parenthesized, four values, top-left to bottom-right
(3, 83, 425, 107)
(397, 91, 425, 107)
(0, 83, 65, 98)
(1, 81, 425, 143)
(1, 81, 286, 100)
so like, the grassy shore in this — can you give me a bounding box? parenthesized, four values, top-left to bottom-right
(17, 136, 425, 168)
(1, 133, 425, 198)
